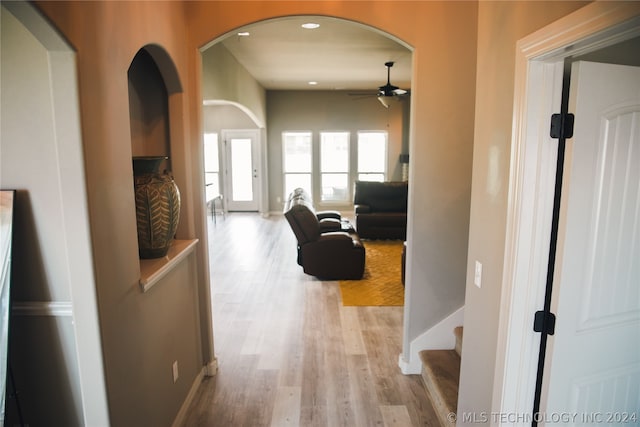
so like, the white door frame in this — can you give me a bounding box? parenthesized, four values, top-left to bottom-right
(2, 2, 111, 425)
(492, 2, 640, 421)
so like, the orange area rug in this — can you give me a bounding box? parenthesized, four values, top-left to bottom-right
(339, 240, 404, 306)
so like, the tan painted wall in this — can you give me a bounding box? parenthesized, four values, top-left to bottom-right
(202, 43, 268, 127)
(458, 1, 590, 420)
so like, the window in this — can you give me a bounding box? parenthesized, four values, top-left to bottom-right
(283, 131, 312, 198)
(320, 132, 350, 202)
(357, 131, 387, 182)
(282, 130, 388, 204)
(204, 133, 220, 201)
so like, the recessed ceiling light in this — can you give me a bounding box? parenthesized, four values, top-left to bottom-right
(308, 81, 318, 85)
(301, 23, 320, 29)
(237, 31, 250, 37)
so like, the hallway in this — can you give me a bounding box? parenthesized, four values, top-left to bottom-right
(182, 213, 438, 426)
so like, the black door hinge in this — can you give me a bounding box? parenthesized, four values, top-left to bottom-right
(550, 113, 575, 139)
(533, 311, 556, 335)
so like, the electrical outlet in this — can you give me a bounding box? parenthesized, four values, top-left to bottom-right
(172, 360, 179, 383)
(474, 261, 483, 288)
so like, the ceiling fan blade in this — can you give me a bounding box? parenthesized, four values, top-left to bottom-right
(377, 96, 390, 108)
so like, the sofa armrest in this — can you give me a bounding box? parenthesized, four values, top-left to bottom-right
(316, 210, 341, 220)
(354, 204, 371, 214)
(319, 218, 342, 232)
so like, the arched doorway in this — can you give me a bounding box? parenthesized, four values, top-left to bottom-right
(191, 14, 420, 425)
(199, 15, 412, 216)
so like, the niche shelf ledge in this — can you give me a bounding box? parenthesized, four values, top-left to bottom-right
(139, 238, 199, 293)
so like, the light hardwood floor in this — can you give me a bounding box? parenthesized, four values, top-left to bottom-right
(182, 213, 439, 426)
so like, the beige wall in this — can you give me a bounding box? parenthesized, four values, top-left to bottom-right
(458, 1, 589, 420)
(202, 43, 268, 127)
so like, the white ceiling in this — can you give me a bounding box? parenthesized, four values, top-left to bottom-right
(217, 16, 412, 92)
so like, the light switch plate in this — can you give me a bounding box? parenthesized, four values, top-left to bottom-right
(172, 360, 179, 383)
(474, 261, 482, 288)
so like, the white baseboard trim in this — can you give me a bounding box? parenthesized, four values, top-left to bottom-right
(205, 358, 218, 376)
(398, 306, 464, 375)
(171, 365, 206, 427)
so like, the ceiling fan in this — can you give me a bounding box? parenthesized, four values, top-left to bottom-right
(350, 61, 410, 108)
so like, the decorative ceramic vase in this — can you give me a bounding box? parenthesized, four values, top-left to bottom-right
(133, 156, 181, 259)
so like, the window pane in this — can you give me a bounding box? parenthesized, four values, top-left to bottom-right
(230, 138, 253, 201)
(358, 173, 385, 182)
(321, 132, 349, 173)
(358, 132, 387, 174)
(321, 173, 348, 202)
(205, 173, 220, 200)
(283, 132, 312, 173)
(285, 174, 312, 199)
(204, 133, 220, 197)
(204, 133, 219, 172)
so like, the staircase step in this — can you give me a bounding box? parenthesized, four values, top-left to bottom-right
(454, 326, 463, 357)
(419, 349, 461, 426)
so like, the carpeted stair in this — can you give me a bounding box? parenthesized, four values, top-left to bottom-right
(419, 326, 463, 426)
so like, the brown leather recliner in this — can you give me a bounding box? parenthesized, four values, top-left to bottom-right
(284, 188, 355, 233)
(284, 202, 365, 280)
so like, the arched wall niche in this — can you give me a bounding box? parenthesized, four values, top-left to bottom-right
(143, 44, 183, 94)
(127, 43, 196, 261)
(128, 44, 183, 173)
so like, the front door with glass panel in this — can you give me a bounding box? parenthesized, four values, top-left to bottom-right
(222, 130, 260, 211)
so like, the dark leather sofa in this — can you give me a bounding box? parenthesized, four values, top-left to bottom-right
(284, 189, 365, 279)
(354, 180, 408, 240)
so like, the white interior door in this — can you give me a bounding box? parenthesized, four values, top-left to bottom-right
(542, 61, 640, 421)
(223, 130, 260, 211)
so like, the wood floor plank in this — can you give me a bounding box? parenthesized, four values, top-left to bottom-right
(340, 306, 367, 356)
(270, 386, 302, 426)
(380, 405, 413, 427)
(181, 213, 439, 427)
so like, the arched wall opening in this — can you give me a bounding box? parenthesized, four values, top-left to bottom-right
(185, 2, 478, 406)
(199, 15, 413, 213)
(197, 12, 416, 380)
